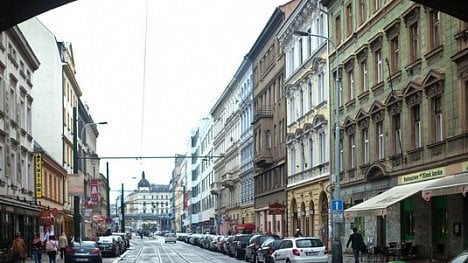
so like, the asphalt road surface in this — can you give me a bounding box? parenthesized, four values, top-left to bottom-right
(116, 236, 245, 263)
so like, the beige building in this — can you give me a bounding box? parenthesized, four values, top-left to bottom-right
(278, 0, 331, 242)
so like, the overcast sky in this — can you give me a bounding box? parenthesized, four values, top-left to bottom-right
(38, 0, 287, 200)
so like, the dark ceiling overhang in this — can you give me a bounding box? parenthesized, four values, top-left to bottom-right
(410, 0, 467, 22)
(0, 0, 76, 32)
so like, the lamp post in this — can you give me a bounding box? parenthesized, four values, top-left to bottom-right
(294, 30, 342, 263)
(72, 106, 108, 241)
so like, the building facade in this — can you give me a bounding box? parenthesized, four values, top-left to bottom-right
(251, 0, 299, 237)
(0, 26, 40, 251)
(323, 0, 468, 258)
(237, 59, 255, 226)
(278, 0, 331, 243)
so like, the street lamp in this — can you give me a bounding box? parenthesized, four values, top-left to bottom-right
(293, 30, 342, 263)
(72, 106, 108, 241)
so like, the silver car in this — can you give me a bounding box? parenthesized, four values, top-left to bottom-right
(164, 233, 177, 243)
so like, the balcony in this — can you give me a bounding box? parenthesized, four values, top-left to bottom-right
(210, 182, 223, 195)
(221, 173, 239, 188)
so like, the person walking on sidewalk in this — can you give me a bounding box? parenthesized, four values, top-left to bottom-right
(45, 235, 59, 263)
(10, 232, 26, 263)
(58, 233, 68, 259)
(32, 233, 43, 263)
(346, 227, 364, 263)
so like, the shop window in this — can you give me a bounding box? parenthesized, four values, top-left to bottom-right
(432, 196, 448, 241)
(401, 198, 415, 241)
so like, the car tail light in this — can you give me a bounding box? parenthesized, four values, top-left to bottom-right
(255, 244, 259, 250)
(90, 248, 100, 254)
(324, 247, 329, 254)
(292, 249, 300, 256)
(268, 248, 273, 255)
(64, 247, 74, 256)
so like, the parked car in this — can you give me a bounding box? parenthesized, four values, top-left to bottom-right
(64, 241, 102, 263)
(228, 234, 253, 259)
(96, 236, 120, 257)
(246, 234, 281, 262)
(112, 232, 130, 249)
(110, 235, 126, 255)
(257, 239, 282, 263)
(224, 235, 235, 256)
(449, 250, 468, 263)
(271, 237, 328, 263)
(217, 236, 228, 253)
(164, 233, 177, 243)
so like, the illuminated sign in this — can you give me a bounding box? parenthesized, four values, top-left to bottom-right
(34, 153, 42, 198)
(399, 167, 445, 184)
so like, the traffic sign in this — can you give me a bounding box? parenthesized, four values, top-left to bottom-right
(331, 199, 344, 211)
(332, 212, 344, 223)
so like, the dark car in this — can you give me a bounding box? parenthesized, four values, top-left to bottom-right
(228, 234, 253, 259)
(64, 241, 102, 263)
(224, 235, 235, 255)
(96, 236, 120, 257)
(245, 234, 281, 262)
(112, 232, 130, 249)
(256, 238, 282, 263)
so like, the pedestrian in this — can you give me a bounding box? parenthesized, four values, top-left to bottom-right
(45, 235, 59, 263)
(58, 232, 68, 259)
(346, 227, 365, 263)
(294, 228, 303, 237)
(32, 233, 43, 263)
(10, 232, 26, 263)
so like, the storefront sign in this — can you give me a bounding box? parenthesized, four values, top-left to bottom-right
(90, 179, 99, 203)
(268, 201, 285, 215)
(399, 167, 445, 184)
(34, 154, 42, 198)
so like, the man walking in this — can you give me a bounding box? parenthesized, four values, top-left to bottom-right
(346, 227, 364, 263)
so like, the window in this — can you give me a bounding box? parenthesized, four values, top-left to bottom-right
(433, 96, 443, 142)
(317, 73, 325, 103)
(266, 130, 272, 149)
(409, 22, 420, 62)
(362, 128, 369, 164)
(308, 137, 313, 168)
(349, 134, 356, 168)
(412, 105, 421, 148)
(373, 0, 382, 13)
(299, 89, 304, 117)
(393, 114, 402, 154)
(291, 147, 296, 175)
(375, 50, 383, 83)
(358, 0, 366, 25)
(335, 15, 341, 45)
(348, 70, 355, 100)
(429, 10, 441, 49)
(377, 122, 384, 159)
(306, 28, 312, 58)
(299, 38, 303, 64)
(0, 144, 4, 178)
(346, 4, 353, 36)
(300, 143, 305, 171)
(390, 36, 400, 74)
(307, 80, 313, 111)
(319, 132, 326, 164)
(360, 60, 368, 92)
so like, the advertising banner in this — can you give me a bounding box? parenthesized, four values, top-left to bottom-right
(34, 154, 42, 198)
(91, 179, 99, 203)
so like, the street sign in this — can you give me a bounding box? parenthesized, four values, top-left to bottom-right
(331, 199, 344, 211)
(332, 212, 344, 223)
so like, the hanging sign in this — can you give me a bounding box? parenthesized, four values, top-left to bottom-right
(91, 179, 99, 203)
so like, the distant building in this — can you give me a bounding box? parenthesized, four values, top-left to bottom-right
(126, 172, 171, 231)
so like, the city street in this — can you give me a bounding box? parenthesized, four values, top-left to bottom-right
(118, 236, 246, 263)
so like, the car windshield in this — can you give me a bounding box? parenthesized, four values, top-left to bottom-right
(98, 237, 114, 242)
(166, 233, 176, 237)
(296, 239, 323, 248)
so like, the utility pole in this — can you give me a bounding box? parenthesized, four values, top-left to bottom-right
(106, 162, 110, 218)
(121, 183, 125, 233)
(72, 107, 81, 242)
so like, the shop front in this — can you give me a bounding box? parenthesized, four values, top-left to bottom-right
(344, 169, 468, 260)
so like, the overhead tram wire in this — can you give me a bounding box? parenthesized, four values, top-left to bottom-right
(77, 155, 225, 160)
(139, 0, 149, 160)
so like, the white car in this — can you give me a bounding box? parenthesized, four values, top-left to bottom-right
(164, 233, 177, 243)
(271, 237, 328, 263)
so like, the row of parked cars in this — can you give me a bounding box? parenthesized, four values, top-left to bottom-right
(175, 232, 329, 263)
(63, 232, 132, 263)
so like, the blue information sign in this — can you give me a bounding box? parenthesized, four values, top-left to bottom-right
(331, 199, 344, 211)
